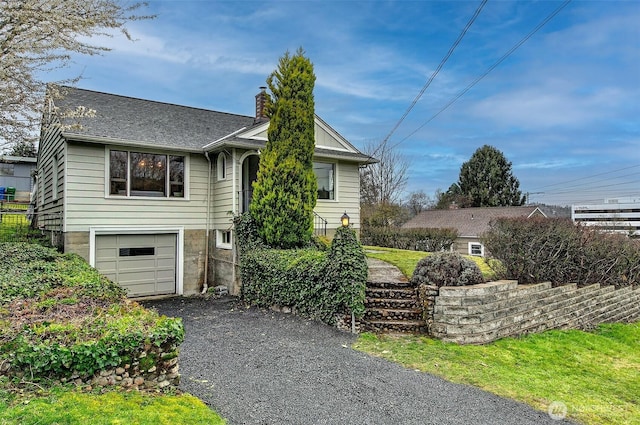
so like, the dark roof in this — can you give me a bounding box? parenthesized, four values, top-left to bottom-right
(402, 206, 547, 237)
(55, 86, 255, 152)
(52, 86, 373, 163)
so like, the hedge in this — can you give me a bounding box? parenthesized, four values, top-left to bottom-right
(235, 214, 367, 324)
(360, 226, 457, 252)
(481, 218, 640, 287)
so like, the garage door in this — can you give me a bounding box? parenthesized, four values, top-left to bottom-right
(95, 234, 177, 297)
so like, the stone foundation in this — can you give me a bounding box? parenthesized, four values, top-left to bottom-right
(211, 246, 241, 295)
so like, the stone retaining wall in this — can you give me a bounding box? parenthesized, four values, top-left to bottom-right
(0, 341, 181, 392)
(430, 281, 640, 344)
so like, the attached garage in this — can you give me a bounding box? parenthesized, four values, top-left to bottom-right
(95, 233, 177, 297)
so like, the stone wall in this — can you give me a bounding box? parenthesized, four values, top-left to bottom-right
(1, 340, 181, 392)
(430, 280, 640, 344)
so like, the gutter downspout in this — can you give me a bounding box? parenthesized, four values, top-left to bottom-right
(231, 148, 238, 291)
(202, 151, 212, 294)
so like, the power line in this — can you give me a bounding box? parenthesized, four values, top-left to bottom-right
(393, 0, 572, 148)
(528, 164, 640, 192)
(370, 0, 488, 158)
(534, 174, 640, 195)
(542, 179, 640, 195)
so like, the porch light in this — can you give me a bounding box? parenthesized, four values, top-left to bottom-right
(341, 211, 350, 227)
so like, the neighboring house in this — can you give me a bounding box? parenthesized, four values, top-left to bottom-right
(0, 155, 37, 201)
(572, 198, 640, 237)
(402, 206, 547, 256)
(34, 86, 373, 298)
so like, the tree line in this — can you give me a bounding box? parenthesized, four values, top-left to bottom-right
(361, 143, 526, 228)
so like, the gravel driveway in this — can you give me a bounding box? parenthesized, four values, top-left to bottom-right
(144, 296, 573, 425)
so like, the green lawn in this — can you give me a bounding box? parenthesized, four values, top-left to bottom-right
(354, 322, 640, 425)
(0, 381, 226, 425)
(364, 245, 496, 280)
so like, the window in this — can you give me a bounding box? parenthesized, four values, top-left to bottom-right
(52, 156, 58, 200)
(0, 163, 14, 176)
(109, 150, 184, 198)
(469, 243, 484, 257)
(119, 247, 155, 256)
(313, 162, 335, 200)
(217, 153, 227, 181)
(217, 230, 232, 249)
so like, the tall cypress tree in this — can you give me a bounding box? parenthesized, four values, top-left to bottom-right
(250, 48, 317, 248)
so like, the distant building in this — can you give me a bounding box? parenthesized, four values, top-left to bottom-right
(0, 155, 37, 201)
(571, 198, 640, 237)
(402, 206, 547, 257)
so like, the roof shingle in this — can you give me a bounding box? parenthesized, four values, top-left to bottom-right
(55, 86, 255, 151)
(402, 206, 546, 237)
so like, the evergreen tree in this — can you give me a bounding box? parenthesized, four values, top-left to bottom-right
(457, 145, 525, 207)
(250, 48, 317, 248)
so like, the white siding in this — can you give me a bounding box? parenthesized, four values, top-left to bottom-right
(36, 119, 65, 229)
(314, 162, 361, 230)
(65, 143, 209, 232)
(212, 150, 235, 231)
(315, 123, 345, 149)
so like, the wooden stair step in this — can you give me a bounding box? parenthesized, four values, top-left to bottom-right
(365, 297, 420, 309)
(360, 319, 427, 334)
(366, 287, 417, 300)
(364, 308, 423, 321)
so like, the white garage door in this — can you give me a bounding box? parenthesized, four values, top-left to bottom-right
(95, 234, 177, 297)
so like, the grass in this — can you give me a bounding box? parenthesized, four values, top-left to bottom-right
(364, 245, 496, 280)
(0, 380, 226, 424)
(354, 322, 640, 425)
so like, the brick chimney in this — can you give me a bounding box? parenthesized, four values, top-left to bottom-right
(255, 87, 268, 123)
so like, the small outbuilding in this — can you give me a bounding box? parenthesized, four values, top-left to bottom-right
(0, 155, 37, 202)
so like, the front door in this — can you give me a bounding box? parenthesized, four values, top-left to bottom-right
(241, 155, 260, 213)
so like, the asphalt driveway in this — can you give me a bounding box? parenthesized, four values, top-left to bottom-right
(144, 296, 573, 425)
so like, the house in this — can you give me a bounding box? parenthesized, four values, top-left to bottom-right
(34, 86, 373, 297)
(0, 155, 37, 202)
(572, 198, 640, 237)
(402, 206, 547, 256)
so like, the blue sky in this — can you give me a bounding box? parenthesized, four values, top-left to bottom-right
(49, 0, 639, 206)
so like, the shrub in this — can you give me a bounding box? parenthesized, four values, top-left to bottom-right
(238, 225, 367, 324)
(233, 213, 268, 255)
(410, 252, 484, 288)
(481, 218, 640, 287)
(361, 226, 457, 252)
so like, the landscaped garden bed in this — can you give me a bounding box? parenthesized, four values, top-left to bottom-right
(0, 242, 184, 391)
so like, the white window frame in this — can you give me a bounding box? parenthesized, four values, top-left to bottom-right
(217, 153, 227, 181)
(313, 161, 337, 202)
(216, 229, 232, 249)
(468, 242, 484, 257)
(52, 155, 59, 200)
